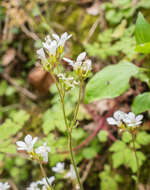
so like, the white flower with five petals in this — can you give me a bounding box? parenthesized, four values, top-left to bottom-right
(16, 135, 38, 153)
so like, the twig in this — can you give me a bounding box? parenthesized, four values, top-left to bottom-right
(21, 25, 40, 41)
(81, 160, 93, 183)
(8, 180, 18, 190)
(2, 73, 37, 100)
(84, 17, 101, 43)
(2, 13, 9, 41)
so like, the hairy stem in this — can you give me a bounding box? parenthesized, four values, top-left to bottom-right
(131, 133, 139, 190)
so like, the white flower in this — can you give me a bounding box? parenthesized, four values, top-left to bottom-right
(52, 32, 72, 47)
(123, 112, 143, 127)
(63, 52, 92, 74)
(107, 110, 127, 127)
(42, 39, 57, 56)
(65, 164, 76, 180)
(26, 182, 40, 190)
(39, 176, 55, 187)
(82, 59, 92, 72)
(35, 142, 50, 163)
(36, 48, 46, 62)
(0, 182, 10, 190)
(16, 135, 38, 153)
(52, 162, 65, 173)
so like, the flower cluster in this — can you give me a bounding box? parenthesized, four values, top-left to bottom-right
(26, 176, 55, 190)
(0, 182, 10, 190)
(16, 135, 50, 163)
(63, 52, 92, 79)
(57, 73, 79, 91)
(107, 111, 143, 131)
(37, 32, 71, 71)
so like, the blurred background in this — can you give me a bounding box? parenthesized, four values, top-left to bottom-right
(0, 0, 150, 189)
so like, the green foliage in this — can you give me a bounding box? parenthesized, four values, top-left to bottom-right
(97, 130, 108, 142)
(42, 85, 78, 134)
(110, 131, 149, 172)
(0, 110, 29, 154)
(135, 13, 150, 45)
(85, 63, 139, 103)
(132, 92, 150, 114)
(135, 13, 150, 54)
(85, 25, 136, 61)
(136, 131, 150, 145)
(99, 165, 123, 190)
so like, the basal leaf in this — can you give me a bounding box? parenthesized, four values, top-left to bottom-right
(135, 12, 150, 44)
(85, 63, 139, 103)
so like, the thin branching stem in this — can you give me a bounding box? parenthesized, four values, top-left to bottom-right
(49, 71, 84, 190)
(131, 133, 140, 190)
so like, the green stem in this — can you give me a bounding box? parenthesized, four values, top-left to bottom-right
(39, 163, 54, 190)
(68, 130, 84, 190)
(131, 133, 139, 190)
(71, 80, 83, 128)
(50, 72, 83, 190)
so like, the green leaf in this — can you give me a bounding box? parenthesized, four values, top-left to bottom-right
(98, 130, 108, 142)
(122, 131, 132, 143)
(112, 151, 124, 168)
(72, 128, 86, 140)
(136, 131, 150, 145)
(85, 63, 139, 103)
(135, 42, 150, 54)
(82, 147, 97, 159)
(135, 12, 150, 44)
(110, 141, 126, 152)
(132, 92, 150, 114)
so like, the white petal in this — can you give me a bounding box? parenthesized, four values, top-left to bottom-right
(37, 48, 46, 59)
(136, 114, 143, 122)
(114, 110, 125, 120)
(63, 57, 74, 64)
(107, 117, 118, 125)
(52, 33, 60, 41)
(61, 32, 67, 40)
(32, 137, 38, 145)
(67, 34, 72, 39)
(77, 52, 86, 62)
(25, 135, 32, 144)
(128, 112, 136, 120)
(48, 176, 55, 185)
(45, 35, 51, 42)
(16, 141, 26, 148)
